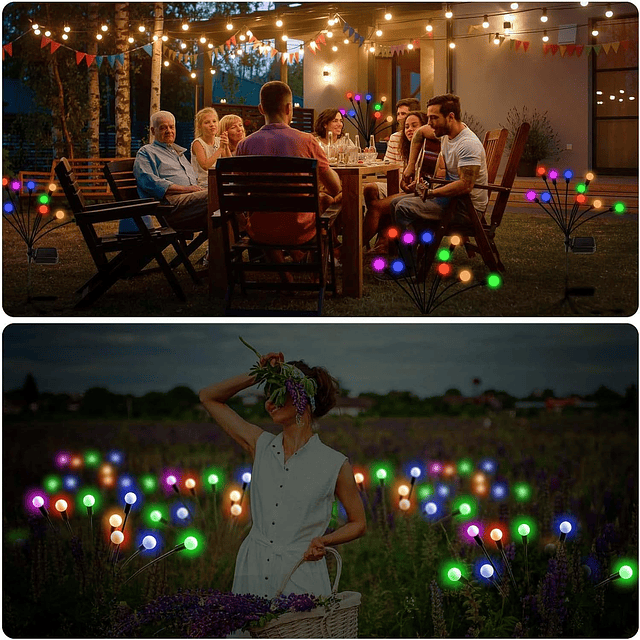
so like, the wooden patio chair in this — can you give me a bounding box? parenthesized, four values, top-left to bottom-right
(416, 122, 530, 279)
(215, 155, 339, 316)
(103, 158, 208, 271)
(55, 157, 198, 307)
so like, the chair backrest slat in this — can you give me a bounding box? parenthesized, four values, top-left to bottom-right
(490, 122, 530, 228)
(103, 158, 138, 201)
(482, 128, 508, 184)
(55, 157, 87, 213)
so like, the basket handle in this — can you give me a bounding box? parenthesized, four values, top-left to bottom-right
(274, 546, 342, 598)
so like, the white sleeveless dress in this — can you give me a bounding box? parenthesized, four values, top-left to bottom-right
(190, 136, 221, 187)
(232, 431, 346, 599)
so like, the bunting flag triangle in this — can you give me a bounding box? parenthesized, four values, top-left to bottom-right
(352, 33, 359, 44)
(143, 43, 153, 56)
(271, 47, 278, 58)
(309, 40, 317, 54)
(115, 52, 125, 67)
(342, 21, 349, 33)
(50, 41, 61, 53)
(107, 54, 116, 67)
(592, 44, 601, 55)
(602, 43, 611, 54)
(318, 33, 326, 45)
(76, 51, 86, 64)
(550, 44, 559, 55)
(41, 36, 51, 48)
(509, 38, 516, 49)
(584, 44, 593, 55)
(523, 41, 529, 52)
(543, 43, 551, 55)
(249, 35, 257, 42)
(348, 27, 355, 37)
(559, 45, 567, 56)
(611, 41, 620, 53)
(230, 35, 236, 46)
(3, 43, 12, 57)
(359, 35, 365, 47)
(85, 53, 95, 66)
(96, 55, 103, 67)
(295, 51, 299, 63)
(289, 53, 293, 64)
(566, 44, 575, 56)
(515, 39, 521, 51)
(574, 44, 583, 56)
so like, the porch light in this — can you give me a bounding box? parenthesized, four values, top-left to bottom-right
(482, 15, 489, 28)
(540, 8, 548, 22)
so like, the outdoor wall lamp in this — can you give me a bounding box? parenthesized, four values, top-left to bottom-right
(322, 66, 332, 82)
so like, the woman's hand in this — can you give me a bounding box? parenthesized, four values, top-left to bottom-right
(303, 537, 326, 561)
(219, 132, 229, 147)
(259, 352, 284, 368)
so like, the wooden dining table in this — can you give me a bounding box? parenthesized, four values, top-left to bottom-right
(333, 161, 402, 298)
(206, 161, 403, 299)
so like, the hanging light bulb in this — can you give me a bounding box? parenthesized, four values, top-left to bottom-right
(540, 8, 548, 22)
(510, 2, 519, 8)
(138, 25, 145, 32)
(276, 17, 283, 27)
(180, 42, 187, 49)
(96, 33, 103, 40)
(494, 33, 501, 44)
(190, 72, 196, 79)
(44, 30, 51, 37)
(449, 40, 456, 48)
(376, 28, 383, 36)
(127, 36, 134, 43)
(226, 21, 233, 30)
(332, 45, 338, 52)
(580, 0, 589, 5)
(153, 34, 159, 41)
(282, 34, 288, 41)
(482, 15, 490, 28)
(369, 44, 375, 52)
(208, 42, 213, 49)
(62, 33, 69, 40)
(163, 60, 170, 67)
(605, 4, 613, 17)
(101, 24, 108, 32)
(182, 22, 189, 30)
(239, 33, 246, 41)
(591, 28, 599, 36)
(426, 20, 433, 32)
(445, 5, 453, 19)
(199, 36, 206, 44)
(161, 34, 168, 41)
(407, 42, 414, 50)
(64, 25, 70, 32)
(210, 68, 216, 75)
(343, 38, 350, 45)
(384, 9, 392, 20)
(32, 23, 39, 30)
(542, 30, 549, 41)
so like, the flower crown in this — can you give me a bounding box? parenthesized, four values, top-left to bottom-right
(240, 337, 317, 415)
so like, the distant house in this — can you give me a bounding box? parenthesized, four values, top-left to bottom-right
(327, 396, 374, 417)
(514, 397, 597, 412)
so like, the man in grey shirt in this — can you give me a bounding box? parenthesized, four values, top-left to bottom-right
(134, 110, 207, 231)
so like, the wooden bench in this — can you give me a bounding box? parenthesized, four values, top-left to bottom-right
(18, 158, 133, 200)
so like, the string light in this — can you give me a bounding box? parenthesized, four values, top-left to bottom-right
(163, 60, 170, 67)
(494, 33, 501, 45)
(282, 34, 288, 41)
(426, 20, 433, 32)
(181, 22, 189, 30)
(276, 17, 283, 27)
(343, 38, 350, 45)
(64, 25, 70, 32)
(407, 42, 414, 50)
(332, 45, 338, 52)
(44, 30, 51, 37)
(542, 31, 549, 42)
(152, 34, 158, 41)
(482, 15, 489, 28)
(127, 36, 134, 43)
(384, 11, 392, 21)
(190, 72, 196, 79)
(592, 28, 599, 36)
(96, 33, 103, 40)
(540, 8, 548, 22)
(510, 2, 519, 8)
(369, 45, 375, 53)
(62, 33, 69, 40)
(199, 36, 206, 44)
(449, 40, 456, 49)
(376, 27, 383, 36)
(180, 42, 187, 49)
(100, 24, 108, 32)
(138, 25, 145, 32)
(445, 5, 453, 19)
(580, 0, 589, 5)
(226, 21, 233, 30)
(605, 4, 613, 17)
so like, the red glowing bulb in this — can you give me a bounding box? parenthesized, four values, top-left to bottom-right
(437, 263, 451, 276)
(536, 166, 546, 176)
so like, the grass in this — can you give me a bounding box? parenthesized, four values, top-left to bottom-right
(3, 411, 638, 637)
(3, 207, 637, 316)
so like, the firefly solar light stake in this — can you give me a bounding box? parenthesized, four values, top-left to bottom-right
(480, 563, 507, 598)
(32, 496, 56, 532)
(490, 528, 518, 592)
(122, 536, 198, 585)
(467, 525, 500, 576)
(207, 474, 219, 527)
(595, 565, 634, 588)
(518, 523, 531, 591)
(55, 499, 73, 536)
(83, 494, 95, 537)
(119, 535, 158, 571)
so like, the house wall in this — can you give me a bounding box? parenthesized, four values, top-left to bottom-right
(303, 2, 637, 174)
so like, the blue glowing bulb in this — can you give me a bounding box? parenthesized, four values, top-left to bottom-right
(563, 169, 573, 180)
(348, 109, 356, 117)
(4, 202, 14, 213)
(421, 230, 434, 244)
(410, 467, 421, 478)
(541, 192, 552, 203)
(391, 259, 404, 273)
(26, 180, 36, 190)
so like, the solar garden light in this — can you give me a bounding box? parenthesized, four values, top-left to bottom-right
(110, 530, 124, 563)
(83, 494, 95, 536)
(398, 484, 410, 504)
(240, 472, 251, 504)
(55, 499, 73, 535)
(518, 523, 531, 591)
(595, 565, 634, 588)
(376, 468, 388, 523)
(185, 477, 197, 497)
(120, 534, 158, 570)
(467, 525, 500, 576)
(425, 501, 438, 517)
(149, 509, 172, 528)
(490, 528, 518, 591)
(354, 473, 365, 491)
(32, 495, 56, 531)
(409, 467, 421, 498)
(122, 492, 137, 531)
(207, 474, 219, 527)
(448, 567, 470, 586)
(167, 475, 180, 496)
(480, 563, 506, 598)
(123, 536, 199, 585)
(435, 501, 472, 525)
(558, 520, 572, 544)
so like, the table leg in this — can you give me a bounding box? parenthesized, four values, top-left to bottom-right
(341, 172, 363, 298)
(207, 170, 227, 297)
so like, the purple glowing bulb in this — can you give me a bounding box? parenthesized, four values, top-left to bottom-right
(167, 475, 177, 486)
(525, 190, 537, 202)
(354, 94, 361, 101)
(32, 496, 45, 509)
(372, 257, 386, 272)
(548, 169, 559, 181)
(401, 231, 415, 244)
(11, 180, 20, 191)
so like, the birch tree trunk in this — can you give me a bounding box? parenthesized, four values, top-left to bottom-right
(114, 2, 131, 157)
(149, 2, 163, 142)
(87, 4, 101, 158)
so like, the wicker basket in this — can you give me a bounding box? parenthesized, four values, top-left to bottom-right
(249, 547, 361, 638)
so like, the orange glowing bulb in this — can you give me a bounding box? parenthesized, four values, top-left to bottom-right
(398, 484, 410, 497)
(55, 499, 68, 512)
(437, 263, 451, 276)
(576, 194, 587, 204)
(185, 478, 196, 490)
(229, 490, 242, 502)
(109, 514, 123, 527)
(354, 473, 364, 484)
(585, 172, 595, 181)
(450, 235, 462, 246)
(443, 463, 456, 476)
(490, 528, 503, 541)
(399, 498, 411, 511)
(230, 504, 242, 516)
(387, 227, 399, 239)
(111, 530, 124, 544)
(459, 269, 472, 282)
(593, 199, 602, 208)
(48, 183, 57, 192)
(55, 210, 65, 219)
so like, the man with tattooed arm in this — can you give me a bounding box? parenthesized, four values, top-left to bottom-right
(390, 93, 488, 236)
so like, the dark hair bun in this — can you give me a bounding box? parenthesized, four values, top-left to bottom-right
(288, 360, 339, 418)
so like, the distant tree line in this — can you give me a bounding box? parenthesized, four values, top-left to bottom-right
(3, 375, 637, 420)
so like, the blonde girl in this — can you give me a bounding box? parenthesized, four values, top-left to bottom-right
(191, 107, 230, 187)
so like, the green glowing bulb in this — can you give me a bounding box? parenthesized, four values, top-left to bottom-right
(576, 183, 587, 194)
(518, 523, 531, 536)
(44, 475, 61, 492)
(208, 473, 219, 485)
(487, 273, 502, 289)
(619, 565, 633, 580)
(417, 484, 433, 500)
(141, 474, 157, 492)
(437, 248, 451, 261)
(83, 494, 95, 507)
(457, 459, 473, 475)
(150, 510, 162, 523)
(376, 469, 387, 480)
(184, 536, 198, 550)
(38, 193, 50, 204)
(448, 567, 461, 582)
(84, 451, 100, 466)
(613, 202, 625, 214)
(514, 482, 531, 501)
(459, 503, 471, 516)
(374, 103, 382, 111)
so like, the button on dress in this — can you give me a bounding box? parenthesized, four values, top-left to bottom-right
(232, 431, 346, 599)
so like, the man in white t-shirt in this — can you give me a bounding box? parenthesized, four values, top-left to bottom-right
(391, 93, 487, 234)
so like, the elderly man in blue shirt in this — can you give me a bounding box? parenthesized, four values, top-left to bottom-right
(133, 110, 208, 231)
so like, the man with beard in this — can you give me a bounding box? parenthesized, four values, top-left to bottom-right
(391, 94, 488, 233)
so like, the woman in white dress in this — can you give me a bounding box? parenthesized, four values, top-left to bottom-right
(191, 107, 231, 187)
(199, 348, 366, 599)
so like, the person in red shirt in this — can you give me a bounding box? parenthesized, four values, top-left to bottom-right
(235, 82, 341, 279)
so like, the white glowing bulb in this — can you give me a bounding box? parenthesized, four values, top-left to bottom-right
(467, 525, 479, 537)
(55, 499, 68, 512)
(184, 536, 198, 550)
(332, 45, 338, 52)
(425, 502, 437, 515)
(560, 521, 572, 534)
(101, 24, 108, 32)
(138, 25, 146, 32)
(180, 42, 187, 49)
(96, 34, 102, 40)
(167, 475, 177, 486)
(152, 35, 158, 41)
(480, 563, 494, 578)
(62, 34, 69, 40)
(182, 23, 189, 31)
(276, 18, 283, 27)
(226, 22, 233, 30)
(384, 12, 392, 20)
(343, 39, 349, 45)
(163, 60, 169, 67)
(32, 496, 45, 508)
(230, 490, 242, 502)
(44, 30, 51, 37)
(32, 23, 39, 30)
(161, 35, 168, 42)
(111, 530, 124, 544)
(177, 507, 189, 520)
(242, 473, 252, 484)
(34, 29, 41, 35)
(407, 43, 414, 50)
(127, 37, 134, 43)
(282, 35, 288, 41)
(376, 28, 383, 37)
(185, 478, 196, 490)
(142, 535, 157, 549)
(199, 36, 206, 44)
(510, 2, 519, 8)
(399, 498, 411, 511)
(449, 41, 456, 49)
(109, 514, 123, 527)
(410, 467, 421, 478)
(124, 492, 137, 505)
(445, 9, 453, 18)
(231, 504, 242, 516)
(354, 473, 364, 484)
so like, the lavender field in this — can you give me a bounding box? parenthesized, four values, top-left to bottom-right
(3, 410, 638, 637)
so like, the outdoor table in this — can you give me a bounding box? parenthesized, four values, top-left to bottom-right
(333, 161, 402, 298)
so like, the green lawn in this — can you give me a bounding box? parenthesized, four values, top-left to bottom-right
(3, 208, 637, 316)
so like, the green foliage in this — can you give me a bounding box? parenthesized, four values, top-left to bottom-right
(501, 106, 564, 164)
(461, 112, 485, 141)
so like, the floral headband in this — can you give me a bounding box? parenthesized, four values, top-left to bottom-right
(240, 337, 317, 415)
